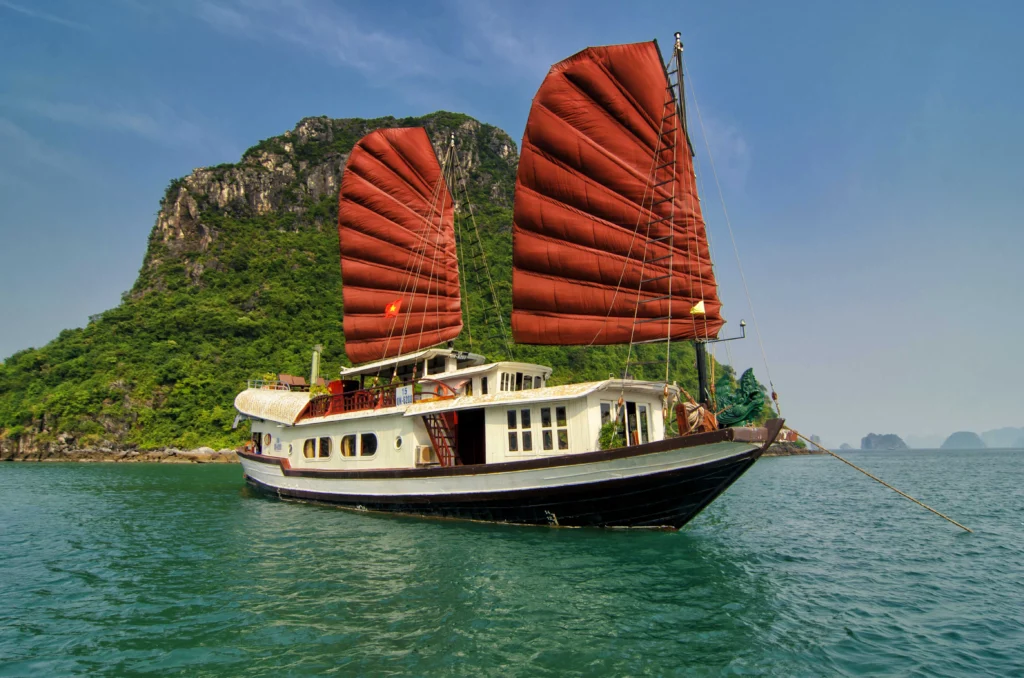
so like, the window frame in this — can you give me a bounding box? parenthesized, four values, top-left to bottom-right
(340, 434, 357, 458)
(360, 432, 378, 457)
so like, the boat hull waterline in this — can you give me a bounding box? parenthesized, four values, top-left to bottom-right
(238, 422, 782, 529)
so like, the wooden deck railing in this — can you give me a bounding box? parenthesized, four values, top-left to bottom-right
(300, 379, 458, 421)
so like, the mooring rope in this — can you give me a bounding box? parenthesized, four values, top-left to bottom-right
(791, 430, 973, 533)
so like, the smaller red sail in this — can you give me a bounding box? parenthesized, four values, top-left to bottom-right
(338, 128, 461, 364)
(512, 41, 724, 346)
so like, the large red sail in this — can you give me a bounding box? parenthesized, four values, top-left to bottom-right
(512, 41, 724, 345)
(338, 128, 461, 364)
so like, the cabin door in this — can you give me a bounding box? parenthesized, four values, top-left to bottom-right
(457, 408, 486, 465)
(625, 402, 640, 446)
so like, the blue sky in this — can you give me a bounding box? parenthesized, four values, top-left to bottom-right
(1, 0, 1022, 446)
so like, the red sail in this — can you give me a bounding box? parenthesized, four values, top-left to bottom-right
(338, 128, 461, 364)
(512, 41, 724, 345)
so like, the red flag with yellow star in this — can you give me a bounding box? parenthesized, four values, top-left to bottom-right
(384, 299, 403, 318)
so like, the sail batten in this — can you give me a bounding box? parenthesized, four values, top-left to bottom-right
(512, 40, 723, 346)
(338, 127, 461, 364)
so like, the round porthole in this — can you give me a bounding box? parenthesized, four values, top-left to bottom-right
(263, 433, 272, 447)
(395, 435, 403, 449)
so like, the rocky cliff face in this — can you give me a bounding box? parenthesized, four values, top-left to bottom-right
(135, 113, 517, 299)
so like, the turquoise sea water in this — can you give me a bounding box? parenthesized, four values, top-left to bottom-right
(1, 450, 1021, 676)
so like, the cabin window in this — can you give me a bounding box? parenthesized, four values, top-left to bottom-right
(303, 438, 315, 459)
(520, 409, 531, 429)
(252, 433, 263, 454)
(523, 375, 533, 389)
(542, 430, 553, 451)
(341, 434, 357, 457)
(638, 405, 650, 444)
(522, 431, 533, 452)
(508, 431, 518, 452)
(481, 376, 488, 395)
(499, 373, 507, 391)
(464, 380, 473, 396)
(360, 433, 377, 456)
(600, 402, 612, 426)
(318, 437, 331, 458)
(395, 435, 404, 449)
(428, 355, 447, 375)
(263, 433, 272, 448)
(541, 407, 551, 428)
(515, 372, 524, 391)
(507, 410, 517, 429)
(540, 407, 553, 451)
(556, 406, 569, 450)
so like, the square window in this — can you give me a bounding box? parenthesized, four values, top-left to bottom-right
(522, 431, 533, 451)
(523, 375, 533, 389)
(515, 372, 524, 390)
(600, 402, 611, 426)
(360, 433, 377, 456)
(318, 437, 331, 458)
(556, 406, 567, 427)
(557, 429, 569, 450)
(521, 409, 531, 428)
(543, 430, 553, 451)
(481, 376, 488, 395)
(541, 407, 551, 428)
(508, 431, 518, 452)
(507, 410, 517, 429)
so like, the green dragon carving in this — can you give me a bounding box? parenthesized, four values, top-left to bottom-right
(716, 368, 766, 428)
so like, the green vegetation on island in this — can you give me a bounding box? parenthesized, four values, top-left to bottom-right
(0, 112, 772, 453)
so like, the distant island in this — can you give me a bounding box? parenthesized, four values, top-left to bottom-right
(941, 431, 987, 450)
(861, 433, 908, 450)
(839, 443, 853, 450)
(981, 427, 1024, 448)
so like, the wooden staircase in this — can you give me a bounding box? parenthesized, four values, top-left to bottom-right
(422, 412, 460, 467)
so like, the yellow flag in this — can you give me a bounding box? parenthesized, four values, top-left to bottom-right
(690, 300, 706, 315)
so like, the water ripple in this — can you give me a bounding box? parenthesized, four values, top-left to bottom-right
(1, 451, 1022, 676)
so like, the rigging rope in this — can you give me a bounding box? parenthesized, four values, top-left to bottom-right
(452, 148, 514, 361)
(792, 430, 973, 533)
(684, 60, 781, 413)
(380, 137, 454, 364)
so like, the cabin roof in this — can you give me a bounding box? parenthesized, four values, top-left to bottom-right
(236, 379, 676, 427)
(234, 388, 310, 425)
(434, 360, 553, 380)
(338, 347, 488, 379)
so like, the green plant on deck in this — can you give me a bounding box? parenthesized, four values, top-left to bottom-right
(308, 383, 329, 398)
(598, 419, 626, 451)
(664, 409, 680, 438)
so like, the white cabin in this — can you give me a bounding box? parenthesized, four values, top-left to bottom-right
(235, 348, 676, 471)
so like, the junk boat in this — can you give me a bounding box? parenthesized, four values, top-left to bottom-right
(234, 35, 783, 529)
